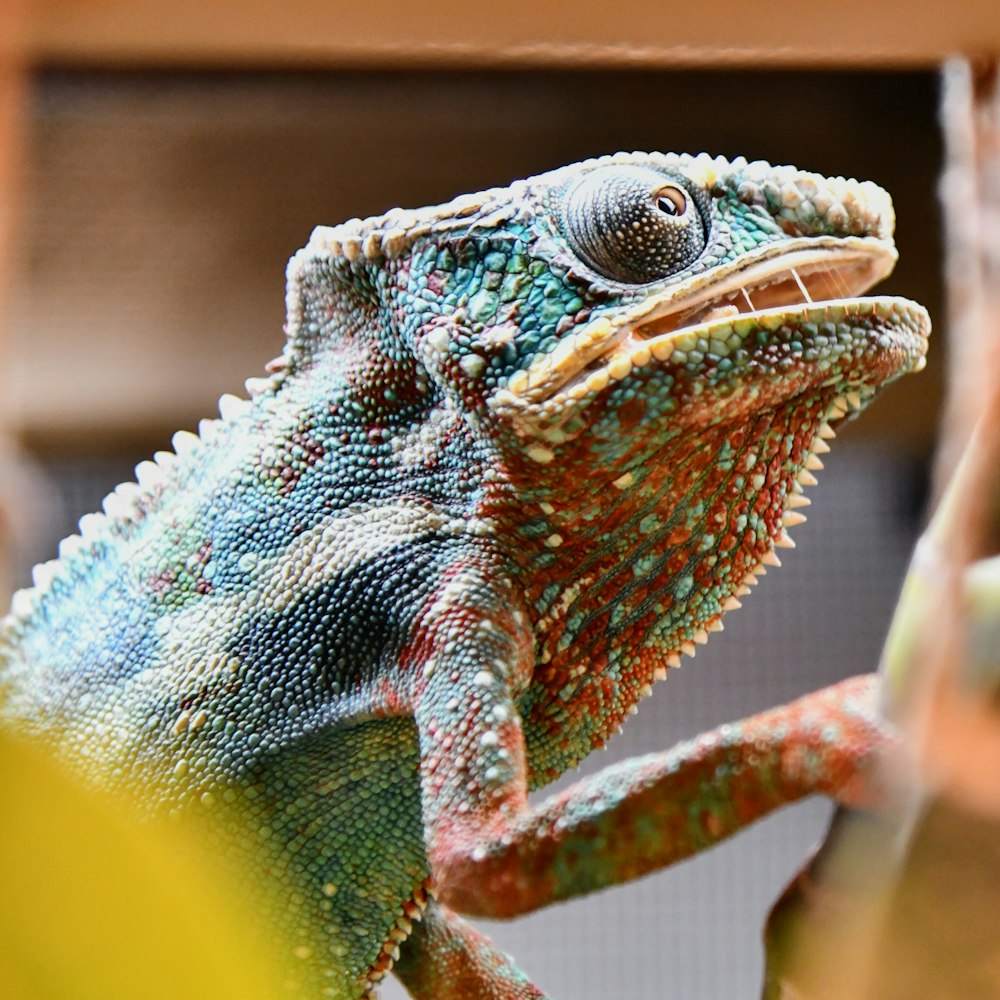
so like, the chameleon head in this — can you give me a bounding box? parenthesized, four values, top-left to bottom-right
(294, 152, 928, 476)
(366, 152, 928, 497)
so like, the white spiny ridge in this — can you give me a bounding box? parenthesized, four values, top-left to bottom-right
(5, 387, 264, 626)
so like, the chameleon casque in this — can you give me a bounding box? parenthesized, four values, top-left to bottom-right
(0, 152, 930, 998)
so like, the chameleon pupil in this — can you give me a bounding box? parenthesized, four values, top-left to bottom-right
(655, 188, 686, 216)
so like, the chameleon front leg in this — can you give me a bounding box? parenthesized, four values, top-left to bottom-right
(417, 633, 891, 920)
(394, 898, 549, 999)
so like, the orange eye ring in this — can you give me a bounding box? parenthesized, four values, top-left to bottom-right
(654, 186, 688, 217)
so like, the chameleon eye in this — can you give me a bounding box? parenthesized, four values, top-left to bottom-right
(560, 165, 706, 284)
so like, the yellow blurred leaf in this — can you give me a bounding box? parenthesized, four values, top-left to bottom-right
(0, 728, 290, 1000)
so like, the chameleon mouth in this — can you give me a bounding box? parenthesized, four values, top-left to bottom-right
(631, 243, 894, 341)
(492, 237, 929, 412)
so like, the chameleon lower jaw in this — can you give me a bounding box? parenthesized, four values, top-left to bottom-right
(497, 294, 930, 425)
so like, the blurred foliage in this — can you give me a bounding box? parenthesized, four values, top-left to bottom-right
(0, 728, 290, 1000)
(763, 386, 1000, 1000)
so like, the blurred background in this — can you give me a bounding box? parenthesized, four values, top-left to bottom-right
(0, 4, 981, 997)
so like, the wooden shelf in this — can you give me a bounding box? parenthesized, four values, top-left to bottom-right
(24, 0, 1000, 70)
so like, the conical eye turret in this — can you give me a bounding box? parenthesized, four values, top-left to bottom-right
(560, 165, 707, 284)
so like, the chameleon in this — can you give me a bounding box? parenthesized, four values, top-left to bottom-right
(0, 152, 930, 998)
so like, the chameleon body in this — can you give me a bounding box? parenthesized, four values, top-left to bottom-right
(0, 152, 929, 998)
